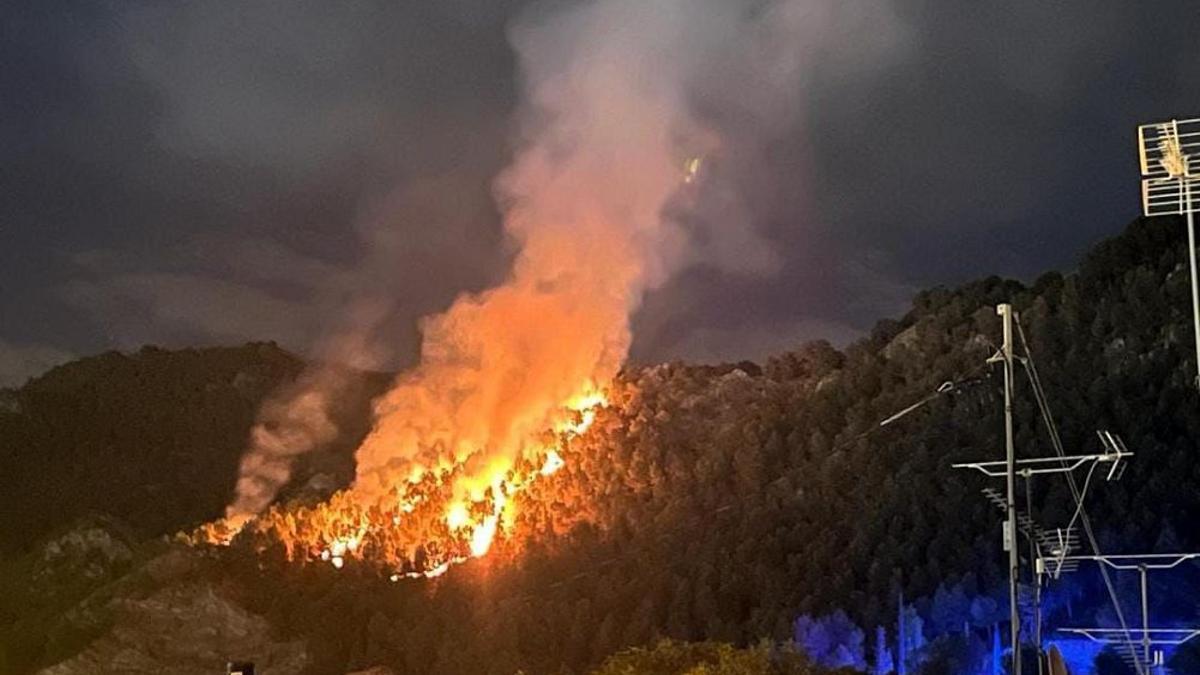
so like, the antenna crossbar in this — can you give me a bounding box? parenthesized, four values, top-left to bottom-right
(952, 451, 1131, 478)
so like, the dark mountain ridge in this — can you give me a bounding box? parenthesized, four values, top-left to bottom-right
(0, 343, 388, 556)
(3, 216, 1200, 674)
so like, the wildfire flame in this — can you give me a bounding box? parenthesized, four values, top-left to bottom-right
(540, 449, 565, 476)
(198, 0, 789, 585)
(197, 389, 607, 579)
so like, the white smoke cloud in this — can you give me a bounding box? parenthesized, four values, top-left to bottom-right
(224, 302, 393, 521)
(227, 370, 341, 519)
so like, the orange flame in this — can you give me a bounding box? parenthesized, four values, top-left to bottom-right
(197, 390, 607, 579)
(540, 450, 565, 476)
(202, 0, 728, 579)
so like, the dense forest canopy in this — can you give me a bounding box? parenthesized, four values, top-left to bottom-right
(0, 344, 388, 555)
(3, 216, 1200, 674)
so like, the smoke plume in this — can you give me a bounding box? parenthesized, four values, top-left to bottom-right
(225, 0, 907, 520)
(226, 368, 342, 520)
(350, 0, 825, 500)
(226, 305, 391, 522)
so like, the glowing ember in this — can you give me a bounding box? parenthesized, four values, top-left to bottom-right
(540, 450, 565, 476)
(445, 502, 471, 530)
(423, 561, 452, 579)
(469, 516, 499, 557)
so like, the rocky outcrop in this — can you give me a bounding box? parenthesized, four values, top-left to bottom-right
(37, 580, 307, 675)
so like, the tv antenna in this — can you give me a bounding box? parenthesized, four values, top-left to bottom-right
(1055, 553, 1200, 673)
(954, 430, 1132, 671)
(952, 305, 1144, 675)
(1137, 117, 1200, 388)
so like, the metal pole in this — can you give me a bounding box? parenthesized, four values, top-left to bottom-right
(1141, 565, 1151, 669)
(999, 303, 1021, 675)
(1026, 476, 1042, 675)
(1186, 179, 1200, 390)
(1034, 565, 1044, 675)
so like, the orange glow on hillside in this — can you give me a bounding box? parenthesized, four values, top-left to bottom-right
(198, 389, 607, 579)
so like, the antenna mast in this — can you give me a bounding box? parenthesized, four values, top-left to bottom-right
(997, 303, 1022, 674)
(955, 306, 1133, 674)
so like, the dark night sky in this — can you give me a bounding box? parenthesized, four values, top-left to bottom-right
(2, 1, 1198, 385)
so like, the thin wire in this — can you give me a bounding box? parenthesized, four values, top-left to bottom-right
(1014, 315, 1144, 674)
(1061, 461, 1099, 553)
(1016, 327, 1138, 669)
(832, 361, 994, 452)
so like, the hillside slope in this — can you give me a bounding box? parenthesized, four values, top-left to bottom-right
(0, 343, 386, 556)
(4, 216, 1200, 674)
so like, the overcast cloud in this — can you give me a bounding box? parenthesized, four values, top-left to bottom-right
(2, 1, 1197, 385)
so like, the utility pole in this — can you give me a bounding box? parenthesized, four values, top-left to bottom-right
(1027, 478, 1043, 675)
(1140, 564, 1150, 668)
(999, 303, 1021, 675)
(954, 302, 1193, 673)
(959, 304, 1023, 673)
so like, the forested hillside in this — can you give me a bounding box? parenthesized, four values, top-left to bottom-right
(0, 343, 387, 555)
(3, 216, 1200, 674)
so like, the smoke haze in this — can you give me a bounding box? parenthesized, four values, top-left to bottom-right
(347, 0, 907, 500)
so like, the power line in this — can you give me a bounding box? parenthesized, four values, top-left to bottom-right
(1014, 314, 1144, 674)
(832, 364, 993, 452)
